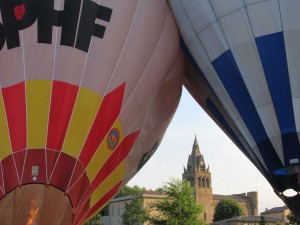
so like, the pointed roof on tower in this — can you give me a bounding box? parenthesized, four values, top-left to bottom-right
(192, 135, 201, 157)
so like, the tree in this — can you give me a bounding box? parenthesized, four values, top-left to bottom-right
(287, 213, 300, 225)
(148, 178, 205, 225)
(116, 185, 147, 198)
(85, 213, 102, 225)
(84, 205, 109, 225)
(213, 198, 244, 222)
(259, 216, 267, 225)
(122, 195, 149, 225)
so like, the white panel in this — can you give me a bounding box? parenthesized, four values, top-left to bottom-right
(210, 0, 244, 19)
(257, 104, 284, 161)
(169, 0, 198, 45)
(229, 40, 284, 163)
(188, 38, 268, 169)
(246, 0, 282, 37)
(218, 6, 284, 162)
(244, 0, 267, 5)
(170, 0, 269, 171)
(179, 0, 216, 35)
(281, 1, 300, 139)
(231, 42, 270, 107)
(198, 22, 229, 61)
(218, 8, 253, 48)
(280, 0, 300, 31)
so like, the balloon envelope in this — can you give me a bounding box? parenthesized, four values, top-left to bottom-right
(170, 0, 300, 216)
(0, 0, 184, 224)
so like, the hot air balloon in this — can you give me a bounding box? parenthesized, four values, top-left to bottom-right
(169, 0, 300, 217)
(0, 0, 184, 224)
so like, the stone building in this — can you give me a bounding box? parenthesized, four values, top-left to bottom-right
(211, 216, 283, 225)
(182, 136, 258, 223)
(107, 190, 166, 225)
(261, 206, 291, 224)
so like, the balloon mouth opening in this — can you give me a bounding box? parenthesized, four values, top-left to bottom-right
(280, 188, 299, 197)
(0, 184, 73, 225)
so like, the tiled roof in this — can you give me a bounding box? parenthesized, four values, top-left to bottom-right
(261, 206, 288, 214)
(211, 216, 282, 224)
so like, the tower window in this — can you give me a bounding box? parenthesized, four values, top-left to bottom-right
(198, 177, 201, 187)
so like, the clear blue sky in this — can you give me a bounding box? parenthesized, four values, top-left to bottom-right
(128, 87, 284, 214)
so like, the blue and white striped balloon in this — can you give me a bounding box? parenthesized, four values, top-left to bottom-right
(170, 0, 300, 216)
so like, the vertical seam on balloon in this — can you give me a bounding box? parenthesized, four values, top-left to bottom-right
(61, 0, 105, 191)
(278, 0, 284, 32)
(0, 90, 14, 187)
(45, 0, 63, 184)
(74, 183, 92, 214)
(72, 4, 169, 213)
(65, 0, 141, 192)
(181, 0, 267, 169)
(243, 0, 284, 164)
(57, 0, 86, 156)
(19, 31, 28, 184)
(82, 1, 167, 174)
(123, 45, 181, 169)
(0, 161, 5, 194)
(103, 0, 140, 96)
(53, 0, 113, 191)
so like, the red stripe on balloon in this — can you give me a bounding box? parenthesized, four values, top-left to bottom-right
(2, 82, 26, 152)
(79, 83, 125, 167)
(47, 81, 79, 151)
(91, 131, 139, 192)
(77, 181, 122, 225)
(2, 155, 19, 193)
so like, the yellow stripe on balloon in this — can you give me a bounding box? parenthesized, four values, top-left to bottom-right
(62, 87, 102, 158)
(27, 80, 51, 149)
(90, 161, 126, 207)
(0, 91, 11, 159)
(86, 120, 124, 181)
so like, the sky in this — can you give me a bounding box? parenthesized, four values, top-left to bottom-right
(128, 87, 284, 214)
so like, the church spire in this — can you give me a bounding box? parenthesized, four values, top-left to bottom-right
(193, 135, 201, 156)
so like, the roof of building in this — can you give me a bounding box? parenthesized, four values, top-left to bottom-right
(213, 194, 250, 202)
(261, 206, 289, 214)
(109, 190, 165, 203)
(211, 216, 282, 225)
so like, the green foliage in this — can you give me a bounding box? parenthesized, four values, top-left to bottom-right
(213, 198, 244, 222)
(100, 205, 109, 216)
(148, 178, 205, 225)
(259, 216, 267, 225)
(122, 196, 149, 225)
(287, 213, 300, 225)
(116, 185, 147, 198)
(85, 213, 102, 225)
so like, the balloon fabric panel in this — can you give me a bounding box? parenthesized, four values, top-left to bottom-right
(169, 0, 300, 217)
(0, 0, 184, 224)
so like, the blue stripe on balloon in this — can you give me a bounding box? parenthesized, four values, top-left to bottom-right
(205, 98, 270, 176)
(212, 50, 266, 143)
(255, 32, 296, 134)
(180, 38, 246, 151)
(212, 50, 283, 172)
(255, 32, 299, 166)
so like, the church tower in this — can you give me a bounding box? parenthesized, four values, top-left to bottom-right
(182, 136, 214, 222)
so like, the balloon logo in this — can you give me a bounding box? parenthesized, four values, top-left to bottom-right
(14, 4, 25, 21)
(107, 128, 120, 151)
